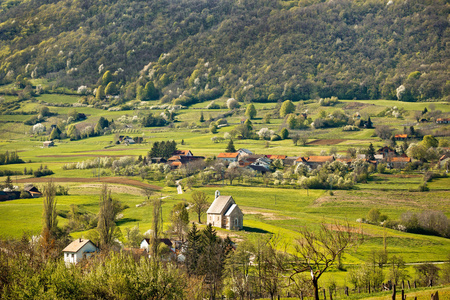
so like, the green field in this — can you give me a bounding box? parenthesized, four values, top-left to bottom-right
(0, 95, 449, 288)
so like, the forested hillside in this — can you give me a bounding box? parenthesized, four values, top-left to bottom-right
(0, 0, 448, 104)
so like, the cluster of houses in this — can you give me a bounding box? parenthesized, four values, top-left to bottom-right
(64, 190, 243, 265)
(0, 185, 42, 201)
(146, 144, 415, 175)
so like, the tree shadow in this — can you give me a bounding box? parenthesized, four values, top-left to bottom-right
(116, 218, 140, 226)
(242, 226, 270, 234)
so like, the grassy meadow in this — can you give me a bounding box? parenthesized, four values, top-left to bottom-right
(0, 93, 449, 290)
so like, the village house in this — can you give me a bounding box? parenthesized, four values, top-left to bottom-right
(217, 152, 240, 163)
(386, 156, 411, 169)
(436, 118, 450, 124)
(167, 149, 204, 168)
(43, 141, 54, 148)
(172, 150, 193, 156)
(295, 156, 335, 169)
(207, 191, 243, 230)
(394, 134, 408, 141)
(237, 148, 253, 157)
(24, 185, 42, 198)
(62, 238, 98, 265)
(377, 146, 396, 158)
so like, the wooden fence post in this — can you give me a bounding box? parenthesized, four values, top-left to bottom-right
(392, 284, 396, 300)
(401, 289, 405, 300)
(345, 286, 349, 296)
(329, 288, 333, 300)
(323, 289, 327, 300)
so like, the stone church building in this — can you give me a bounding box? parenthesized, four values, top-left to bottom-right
(206, 191, 244, 230)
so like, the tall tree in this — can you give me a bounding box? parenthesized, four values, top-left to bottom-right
(367, 143, 375, 160)
(41, 181, 58, 258)
(245, 103, 257, 119)
(226, 139, 236, 153)
(97, 184, 117, 249)
(170, 202, 189, 241)
(150, 196, 163, 263)
(190, 191, 210, 223)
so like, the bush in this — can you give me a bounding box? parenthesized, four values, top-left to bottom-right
(34, 169, 54, 177)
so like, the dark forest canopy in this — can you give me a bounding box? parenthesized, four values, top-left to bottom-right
(0, 0, 448, 103)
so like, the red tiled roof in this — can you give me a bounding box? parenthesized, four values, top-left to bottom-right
(268, 155, 287, 160)
(168, 155, 181, 161)
(218, 152, 239, 158)
(390, 157, 411, 162)
(173, 150, 191, 156)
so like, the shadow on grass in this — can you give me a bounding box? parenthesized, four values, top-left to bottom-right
(116, 218, 140, 226)
(242, 226, 270, 234)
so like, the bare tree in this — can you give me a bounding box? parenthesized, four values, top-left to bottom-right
(225, 164, 241, 185)
(375, 125, 393, 140)
(190, 191, 210, 223)
(286, 223, 361, 300)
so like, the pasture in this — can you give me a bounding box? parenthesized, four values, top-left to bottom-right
(0, 93, 449, 287)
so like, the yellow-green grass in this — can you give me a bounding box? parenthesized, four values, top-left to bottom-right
(340, 99, 450, 112)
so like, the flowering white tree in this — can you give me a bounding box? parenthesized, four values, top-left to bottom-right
(32, 123, 45, 134)
(257, 128, 274, 140)
(227, 98, 239, 109)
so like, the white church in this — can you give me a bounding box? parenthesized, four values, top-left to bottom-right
(206, 191, 244, 230)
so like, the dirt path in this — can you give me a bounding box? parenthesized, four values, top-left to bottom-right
(37, 154, 129, 158)
(307, 139, 346, 145)
(15, 177, 162, 190)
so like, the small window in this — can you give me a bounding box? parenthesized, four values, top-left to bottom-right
(234, 218, 238, 226)
(71, 253, 74, 258)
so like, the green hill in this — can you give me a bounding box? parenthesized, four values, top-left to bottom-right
(0, 0, 449, 103)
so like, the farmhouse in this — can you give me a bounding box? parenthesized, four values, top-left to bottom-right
(394, 134, 408, 141)
(387, 156, 411, 169)
(62, 239, 98, 265)
(43, 141, 54, 148)
(295, 156, 335, 169)
(24, 185, 42, 198)
(217, 152, 240, 163)
(206, 191, 243, 230)
(436, 118, 450, 124)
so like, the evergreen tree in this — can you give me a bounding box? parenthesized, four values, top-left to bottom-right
(199, 111, 204, 122)
(367, 143, 375, 160)
(367, 116, 373, 128)
(245, 103, 257, 119)
(226, 139, 236, 153)
(4, 176, 13, 189)
(185, 223, 201, 276)
(49, 127, 60, 140)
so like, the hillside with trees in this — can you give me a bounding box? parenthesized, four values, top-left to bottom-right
(0, 0, 448, 104)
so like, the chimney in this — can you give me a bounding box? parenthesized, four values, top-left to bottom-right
(79, 238, 82, 242)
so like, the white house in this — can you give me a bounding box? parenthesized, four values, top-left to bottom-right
(206, 191, 243, 230)
(62, 239, 98, 265)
